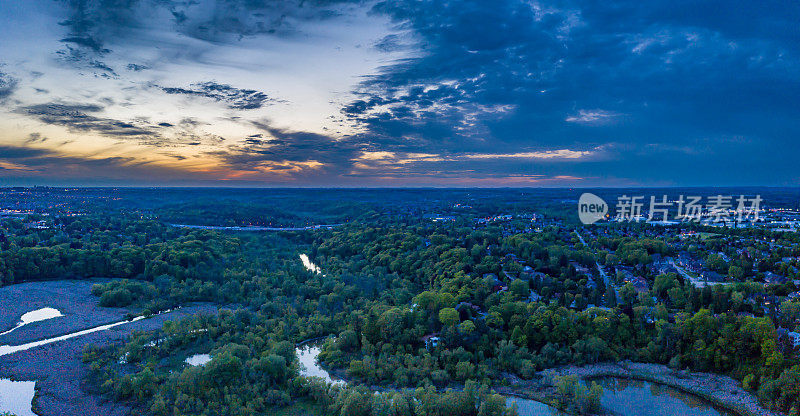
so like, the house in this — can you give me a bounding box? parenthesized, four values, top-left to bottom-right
(788, 332, 800, 348)
(623, 275, 649, 294)
(24, 220, 49, 229)
(484, 273, 507, 293)
(676, 252, 704, 272)
(569, 261, 591, 275)
(421, 334, 440, 349)
(650, 259, 677, 275)
(643, 312, 656, 324)
(519, 267, 547, 281)
(484, 273, 499, 281)
(615, 267, 635, 282)
(701, 270, 726, 283)
(765, 272, 788, 285)
(455, 302, 482, 320)
(429, 215, 455, 222)
(527, 290, 542, 303)
(777, 328, 800, 349)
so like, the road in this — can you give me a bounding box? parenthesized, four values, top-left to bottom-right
(575, 230, 620, 304)
(668, 258, 732, 288)
(169, 223, 343, 231)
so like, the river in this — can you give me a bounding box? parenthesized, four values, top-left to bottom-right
(296, 341, 344, 385)
(294, 340, 559, 415)
(594, 377, 737, 416)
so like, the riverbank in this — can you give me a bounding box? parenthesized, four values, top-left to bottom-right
(318, 359, 782, 416)
(539, 361, 784, 416)
(0, 279, 225, 416)
(297, 340, 783, 416)
(296, 340, 561, 414)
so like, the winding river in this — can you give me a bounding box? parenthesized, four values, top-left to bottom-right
(294, 340, 560, 415)
(296, 342, 344, 385)
(594, 377, 736, 416)
(293, 340, 744, 416)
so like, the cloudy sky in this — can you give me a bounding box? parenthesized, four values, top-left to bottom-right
(0, 0, 797, 186)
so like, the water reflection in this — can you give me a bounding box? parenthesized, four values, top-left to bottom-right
(185, 354, 212, 366)
(596, 378, 736, 416)
(295, 342, 344, 385)
(0, 378, 36, 416)
(295, 340, 558, 415)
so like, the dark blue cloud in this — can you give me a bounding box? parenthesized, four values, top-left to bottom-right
(0, 70, 18, 102)
(308, 0, 800, 184)
(161, 82, 276, 110)
(56, 0, 356, 45)
(20, 103, 159, 140)
(9, 0, 800, 185)
(207, 121, 362, 171)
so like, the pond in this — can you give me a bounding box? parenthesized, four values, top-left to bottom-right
(0, 307, 63, 336)
(185, 354, 212, 366)
(595, 377, 737, 416)
(0, 378, 36, 416)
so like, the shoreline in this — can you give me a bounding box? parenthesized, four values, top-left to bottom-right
(313, 355, 784, 416)
(537, 361, 785, 416)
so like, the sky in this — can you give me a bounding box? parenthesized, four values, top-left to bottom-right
(0, 0, 798, 187)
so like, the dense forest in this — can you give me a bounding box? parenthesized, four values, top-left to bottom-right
(0, 188, 798, 415)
